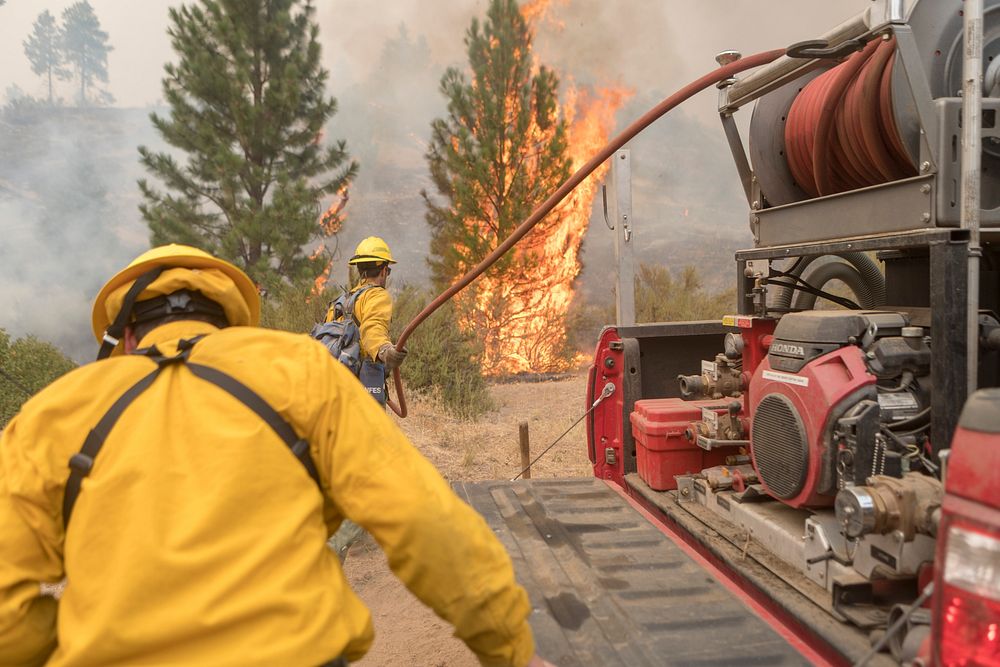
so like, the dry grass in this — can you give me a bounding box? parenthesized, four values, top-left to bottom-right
(391, 370, 593, 482)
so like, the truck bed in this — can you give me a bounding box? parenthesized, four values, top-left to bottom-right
(452, 477, 811, 666)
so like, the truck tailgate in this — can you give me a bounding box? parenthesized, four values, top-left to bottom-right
(453, 477, 809, 666)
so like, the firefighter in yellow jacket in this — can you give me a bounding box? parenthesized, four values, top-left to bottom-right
(0, 244, 553, 667)
(324, 236, 406, 370)
(323, 236, 402, 559)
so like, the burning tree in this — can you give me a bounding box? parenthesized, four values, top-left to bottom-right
(424, 0, 572, 374)
(424, 0, 626, 374)
(138, 0, 356, 290)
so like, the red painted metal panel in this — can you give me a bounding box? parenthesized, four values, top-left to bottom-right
(750, 345, 875, 507)
(588, 327, 626, 486)
(947, 426, 1000, 510)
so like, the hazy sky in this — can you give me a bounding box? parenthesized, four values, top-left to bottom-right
(1, 1, 869, 111)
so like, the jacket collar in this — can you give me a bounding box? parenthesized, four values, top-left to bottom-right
(350, 279, 382, 292)
(136, 320, 223, 354)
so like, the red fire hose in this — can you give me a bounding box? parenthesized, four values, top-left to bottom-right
(785, 35, 915, 198)
(385, 48, 786, 417)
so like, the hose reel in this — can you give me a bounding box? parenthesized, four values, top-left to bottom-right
(748, 0, 1000, 212)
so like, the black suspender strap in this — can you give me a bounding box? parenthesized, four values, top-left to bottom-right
(63, 339, 321, 529)
(62, 367, 163, 525)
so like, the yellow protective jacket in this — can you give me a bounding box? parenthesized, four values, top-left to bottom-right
(0, 321, 533, 667)
(324, 281, 392, 361)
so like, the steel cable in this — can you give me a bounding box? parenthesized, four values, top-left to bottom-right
(511, 381, 615, 480)
(853, 583, 934, 667)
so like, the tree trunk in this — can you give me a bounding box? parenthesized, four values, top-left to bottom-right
(47, 67, 53, 106)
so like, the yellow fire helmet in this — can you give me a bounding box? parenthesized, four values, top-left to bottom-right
(348, 236, 396, 265)
(91, 245, 261, 354)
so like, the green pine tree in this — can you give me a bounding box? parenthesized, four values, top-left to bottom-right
(24, 10, 67, 106)
(634, 264, 733, 323)
(138, 0, 356, 289)
(60, 0, 112, 106)
(423, 0, 573, 373)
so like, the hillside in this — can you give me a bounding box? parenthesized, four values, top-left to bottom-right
(0, 99, 750, 363)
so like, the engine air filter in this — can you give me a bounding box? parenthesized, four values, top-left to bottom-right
(752, 393, 809, 499)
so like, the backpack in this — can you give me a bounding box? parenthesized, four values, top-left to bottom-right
(310, 285, 378, 377)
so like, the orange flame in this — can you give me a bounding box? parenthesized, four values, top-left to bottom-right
(458, 2, 632, 374)
(320, 187, 349, 236)
(520, 0, 568, 29)
(310, 245, 334, 298)
(310, 188, 350, 298)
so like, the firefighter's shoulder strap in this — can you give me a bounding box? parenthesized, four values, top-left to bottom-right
(62, 336, 321, 528)
(334, 284, 379, 325)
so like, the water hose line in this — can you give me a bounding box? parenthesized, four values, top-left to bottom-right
(385, 48, 787, 417)
(774, 251, 885, 310)
(791, 259, 872, 310)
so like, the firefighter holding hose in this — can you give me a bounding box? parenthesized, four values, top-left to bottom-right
(0, 244, 553, 667)
(323, 236, 407, 376)
(319, 236, 405, 559)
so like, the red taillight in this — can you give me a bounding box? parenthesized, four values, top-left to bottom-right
(936, 521, 1000, 666)
(939, 592, 1000, 665)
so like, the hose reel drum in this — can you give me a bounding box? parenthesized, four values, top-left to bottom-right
(748, 0, 1000, 220)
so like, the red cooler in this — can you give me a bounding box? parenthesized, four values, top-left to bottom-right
(631, 398, 733, 491)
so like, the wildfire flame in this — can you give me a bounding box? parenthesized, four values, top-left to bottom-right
(520, 0, 568, 30)
(310, 188, 350, 298)
(461, 1, 631, 375)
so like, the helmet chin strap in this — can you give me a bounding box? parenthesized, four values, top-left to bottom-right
(96, 267, 167, 361)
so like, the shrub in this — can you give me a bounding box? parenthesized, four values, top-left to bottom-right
(0, 329, 77, 428)
(565, 298, 614, 357)
(390, 285, 494, 420)
(259, 281, 493, 420)
(565, 264, 733, 354)
(259, 282, 339, 334)
(635, 264, 733, 322)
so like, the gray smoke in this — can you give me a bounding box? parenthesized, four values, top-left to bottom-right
(0, 105, 162, 361)
(317, 0, 871, 293)
(0, 0, 870, 362)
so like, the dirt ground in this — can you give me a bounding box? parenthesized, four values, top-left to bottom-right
(346, 371, 593, 666)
